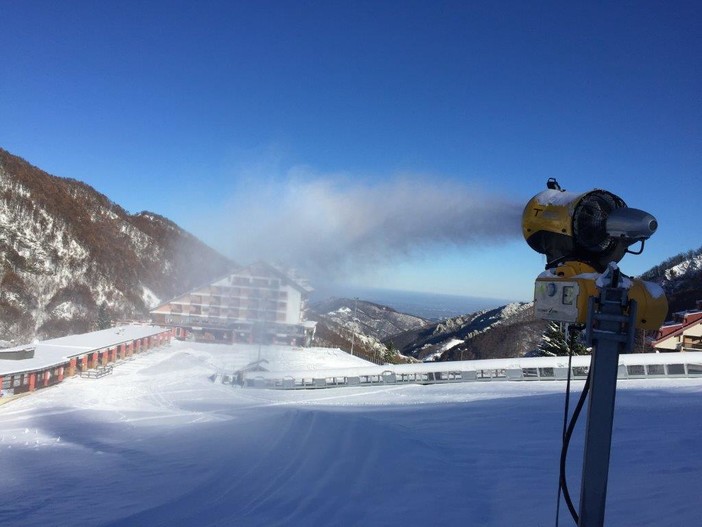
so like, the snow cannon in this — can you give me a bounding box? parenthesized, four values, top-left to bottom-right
(525, 180, 668, 527)
(523, 179, 667, 330)
(522, 178, 658, 272)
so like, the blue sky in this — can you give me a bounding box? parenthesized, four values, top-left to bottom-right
(1, 1, 700, 302)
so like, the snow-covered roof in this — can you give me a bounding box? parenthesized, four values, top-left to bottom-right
(0, 325, 169, 376)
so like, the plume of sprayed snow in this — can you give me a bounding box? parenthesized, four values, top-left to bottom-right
(210, 170, 522, 279)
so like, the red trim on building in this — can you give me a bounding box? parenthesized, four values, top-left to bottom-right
(654, 310, 702, 347)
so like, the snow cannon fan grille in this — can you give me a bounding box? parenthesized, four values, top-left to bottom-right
(572, 190, 627, 269)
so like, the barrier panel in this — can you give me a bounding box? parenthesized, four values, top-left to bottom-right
(238, 352, 702, 391)
(80, 365, 114, 379)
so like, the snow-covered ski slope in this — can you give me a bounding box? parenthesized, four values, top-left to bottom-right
(0, 340, 700, 526)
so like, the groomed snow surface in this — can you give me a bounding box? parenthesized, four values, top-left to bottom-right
(1, 341, 700, 526)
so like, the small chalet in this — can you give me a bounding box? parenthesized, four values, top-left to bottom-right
(150, 262, 316, 346)
(653, 302, 702, 352)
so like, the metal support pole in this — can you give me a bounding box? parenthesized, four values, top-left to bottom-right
(578, 277, 637, 527)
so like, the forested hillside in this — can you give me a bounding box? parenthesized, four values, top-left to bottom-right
(0, 148, 233, 342)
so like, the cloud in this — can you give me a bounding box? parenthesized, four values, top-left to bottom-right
(204, 169, 522, 280)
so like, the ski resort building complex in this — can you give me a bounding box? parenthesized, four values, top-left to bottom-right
(149, 262, 316, 346)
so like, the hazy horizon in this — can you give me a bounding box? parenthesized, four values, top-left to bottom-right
(311, 283, 515, 320)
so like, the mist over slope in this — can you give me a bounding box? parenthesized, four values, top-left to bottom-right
(209, 172, 523, 282)
(0, 148, 233, 341)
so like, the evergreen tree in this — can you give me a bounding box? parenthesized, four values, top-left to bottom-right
(382, 341, 398, 363)
(538, 321, 588, 356)
(97, 302, 112, 330)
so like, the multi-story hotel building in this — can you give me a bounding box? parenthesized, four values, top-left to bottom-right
(150, 262, 316, 345)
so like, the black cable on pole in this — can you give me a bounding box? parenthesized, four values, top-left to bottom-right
(555, 325, 575, 527)
(560, 366, 592, 524)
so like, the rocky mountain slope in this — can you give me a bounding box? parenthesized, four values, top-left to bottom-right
(389, 302, 546, 361)
(640, 246, 702, 316)
(331, 243, 702, 364)
(389, 246, 702, 363)
(309, 296, 546, 364)
(308, 298, 429, 362)
(0, 148, 234, 342)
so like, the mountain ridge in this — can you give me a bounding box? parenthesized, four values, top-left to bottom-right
(639, 246, 702, 316)
(318, 244, 702, 363)
(308, 297, 429, 362)
(3, 147, 701, 356)
(0, 147, 234, 341)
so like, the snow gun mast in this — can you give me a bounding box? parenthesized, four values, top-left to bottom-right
(522, 179, 667, 527)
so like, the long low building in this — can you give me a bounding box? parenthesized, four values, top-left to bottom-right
(0, 325, 172, 398)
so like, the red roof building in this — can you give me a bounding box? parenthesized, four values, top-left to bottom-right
(653, 309, 702, 352)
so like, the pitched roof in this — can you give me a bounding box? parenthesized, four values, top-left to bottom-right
(653, 310, 702, 346)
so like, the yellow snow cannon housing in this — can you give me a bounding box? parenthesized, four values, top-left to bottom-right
(523, 179, 666, 329)
(523, 187, 640, 272)
(533, 261, 667, 330)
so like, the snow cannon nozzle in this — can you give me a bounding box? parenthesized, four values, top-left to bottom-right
(605, 208, 657, 241)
